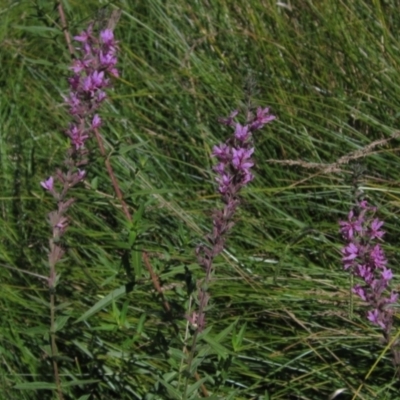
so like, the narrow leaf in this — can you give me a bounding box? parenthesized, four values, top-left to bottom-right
(75, 285, 127, 323)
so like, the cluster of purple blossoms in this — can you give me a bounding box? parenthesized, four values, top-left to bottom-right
(66, 24, 118, 151)
(41, 24, 118, 282)
(192, 107, 275, 331)
(213, 107, 275, 200)
(340, 200, 397, 331)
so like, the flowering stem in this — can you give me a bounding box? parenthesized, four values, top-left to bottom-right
(57, 9, 210, 395)
(183, 107, 275, 395)
(340, 199, 400, 374)
(42, 14, 123, 396)
(50, 289, 63, 400)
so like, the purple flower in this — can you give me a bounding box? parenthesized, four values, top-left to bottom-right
(55, 216, 69, 234)
(369, 244, 387, 269)
(250, 107, 276, 130)
(68, 74, 80, 90)
(234, 123, 250, 141)
(67, 125, 89, 150)
(388, 291, 399, 304)
(70, 59, 85, 74)
(92, 114, 102, 129)
(108, 67, 119, 78)
(357, 264, 373, 283)
(341, 242, 359, 268)
(339, 210, 362, 240)
(232, 147, 254, 171)
(369, 218, 385, 240)
(96, 90, 107, 103)
(41, 176, 54, 191)
(381, 267, 393, 281)
(213, 162, 226, 175)
(100, 29, 114, 45)
(216, 173, 232, 194)
(65, 92, 80, 114)
(83, 71, 106, 92)
(218, 110, 239, 126)
(78, 169, 85, 178)
(242, 170, 254, 184)
(74, 26, 92, 43)
(212, 144, 231, 162)
(367, 309, 386, 329)
(353, 284, 367, 301)
(99, 51, 117, 69)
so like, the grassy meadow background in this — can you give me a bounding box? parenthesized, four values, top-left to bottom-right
(2, 0, 400, 399)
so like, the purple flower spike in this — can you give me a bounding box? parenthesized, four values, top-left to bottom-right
(211, 108, 274, 200)
(195, 106, 275, 333)
(340, 199, 399, 364)
(42, 21, 120, 295)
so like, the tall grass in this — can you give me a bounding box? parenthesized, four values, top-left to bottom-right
(1, 0, 400, 398)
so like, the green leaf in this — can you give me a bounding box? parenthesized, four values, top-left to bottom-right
(62, 379, 99, 387)
(157, 377, 182, 399)
(214, 320, 236, 342)
(119, 300, 129, 327)
(14, 382, 57, 390)
(112, 299, 120, 320)
(75, 285, 127, 323)
(132, 202, 145, 225)
(131, 250, 142, 277)
(54, 315, 70, 332)
(232, 322, 246, 352)
(128, 229, 137, 247)
(72, 340, 93, 359)
(202, 335, 230, 360)
(14, 379, 98, 390)
(91, 176, 99, 190)
(13, 25, 61, 34)
(185, 376, 207, 398)
(118, 144, 142, 154)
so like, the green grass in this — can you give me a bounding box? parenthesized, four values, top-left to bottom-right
(1, 0, 400, 399)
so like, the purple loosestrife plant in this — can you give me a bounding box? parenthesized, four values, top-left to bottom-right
(40, 23, 118, 397)
(340, 200, 400, 370)
(41, 24, 119, 285)
(191, 107, 275, 332)
(184, 107, 274, 392)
